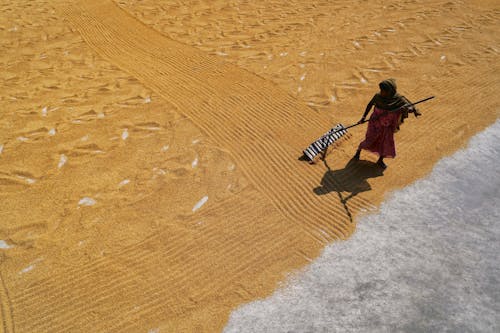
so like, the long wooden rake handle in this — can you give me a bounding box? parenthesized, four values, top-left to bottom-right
(304, 96, 435, 163)
(316, 96, 435, 161)
(342, 95, 435, 132)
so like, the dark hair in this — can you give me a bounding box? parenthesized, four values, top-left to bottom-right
(378, 79, 397, 96)
(379, 82, 391, 92)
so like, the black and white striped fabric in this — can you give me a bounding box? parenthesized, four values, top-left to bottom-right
(303, 124, 347, 161)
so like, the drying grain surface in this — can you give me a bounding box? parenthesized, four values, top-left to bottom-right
(0, 0, 498, 332)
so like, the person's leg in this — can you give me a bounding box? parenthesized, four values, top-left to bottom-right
(353, 149, 361, 160)
(377, 156, 387, 169)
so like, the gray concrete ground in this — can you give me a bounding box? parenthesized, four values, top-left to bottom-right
(224, 120, 500, 333)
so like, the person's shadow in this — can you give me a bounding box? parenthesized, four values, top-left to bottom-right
(314, 158, 384, 222)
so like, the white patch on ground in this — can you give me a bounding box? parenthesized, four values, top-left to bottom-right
(297, 86, 302, 93)
(224, 120, 500, 333)
(0, 240, 12, 249)
(17, 136, 28, 142)
(152, 168, 166, 179)
(299, 63, 305, 69)
(58, 154, 67, 169)
(78, 197, 96, 206)
(148, 329, 159, 333)
(440, 55, 447, 62)
(144, 96, 152, 103)
(118, 179, 130, 187)
(228, 164, 235, 171)
(153, 167, 166, 176)
(0, 144, 3, 154)
(81, 135, 90, 142)
(17, 175, 36, 184)
(121, 129, 129, 140)
(192, 139, 201, 144)
(353, 41, 361, 48)
(192, 196, 208, 212)
(216, 51, 228, 56)
(192, 156, 199, 168)
(97, 112, 105, 119)
(48, 128, 56, 136)
(20, 265, 35, 274)
(161, 145, 169, 152)
(19, 259, 43, 275)
(330, 95, 337, 103)
(300, 73, 306, 81)
(360, 77, 367, 84)
(41, 106, 48, 117)
(299, 51, 307, 57)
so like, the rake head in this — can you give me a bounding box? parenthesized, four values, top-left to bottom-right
(302, 124, 348, 162)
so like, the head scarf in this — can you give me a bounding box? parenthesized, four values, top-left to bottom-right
(372, 78, 409, 111)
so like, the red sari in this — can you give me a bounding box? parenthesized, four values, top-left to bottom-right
(358, 107, 401, 158)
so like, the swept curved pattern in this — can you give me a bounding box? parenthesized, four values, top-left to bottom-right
(62, 1, 356, 241)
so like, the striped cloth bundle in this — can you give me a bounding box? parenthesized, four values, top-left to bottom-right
(303, 124, 347, 161)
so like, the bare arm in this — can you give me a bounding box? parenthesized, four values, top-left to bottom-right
(360, 97, 375, 123)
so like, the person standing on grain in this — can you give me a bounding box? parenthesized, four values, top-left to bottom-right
(353, 78, 421, 169)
